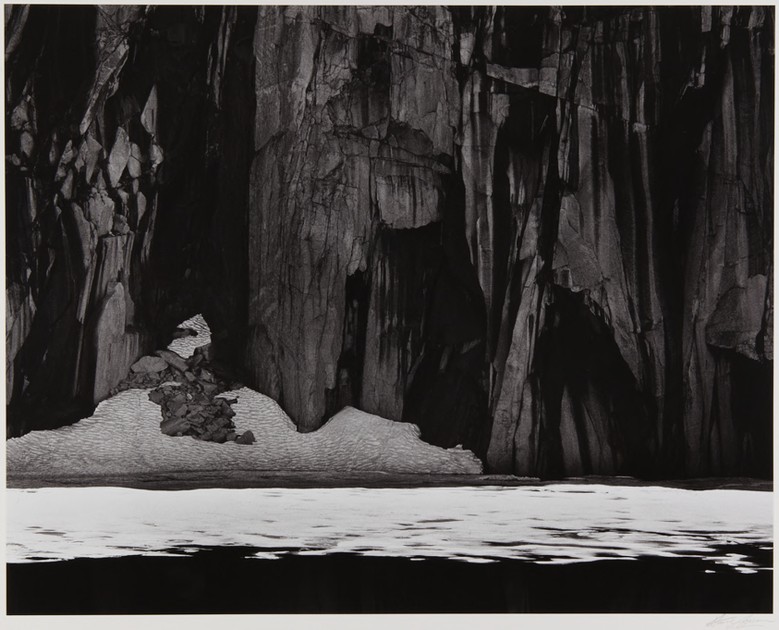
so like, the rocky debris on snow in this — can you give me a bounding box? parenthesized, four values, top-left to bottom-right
(130, 356, 168, 374)
(148, 383, 244, 444)
(111, 336, 237, 392)
(155, 349, 189, 373)
(111, 339, 250, 444)
(110, 365, 178, 394)
(235, 430, 255, 445)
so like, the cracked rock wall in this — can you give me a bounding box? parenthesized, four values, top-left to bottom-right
(5, 6, 225, 434)
(244, 6, 773, 477)
(6, 6, 773, 479)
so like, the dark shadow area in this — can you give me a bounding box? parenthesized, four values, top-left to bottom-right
(402, 178, 492, 460)
(729, 352, 773, 479)
(490, 6, 544, 68)
(7, 544, 772, 614)
(533, 287, 657, 479)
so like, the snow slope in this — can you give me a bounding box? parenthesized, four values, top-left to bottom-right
(7, 315, 482, 476)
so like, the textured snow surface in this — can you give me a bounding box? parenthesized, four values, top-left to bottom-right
(6, 388, 482, 475)
(7, 313, 480, 475)
(166, 313, 211, 358)
(7, 485, 772, 571)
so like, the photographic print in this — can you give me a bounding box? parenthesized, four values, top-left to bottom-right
(4, 3, 774, 621)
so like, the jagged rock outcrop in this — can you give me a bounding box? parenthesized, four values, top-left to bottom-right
(5, 6, 773, 479)
(5, 6, 227, 433)
(6, 6, 153, 431)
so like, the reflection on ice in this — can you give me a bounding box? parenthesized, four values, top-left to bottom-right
(6, 484, 772, 573)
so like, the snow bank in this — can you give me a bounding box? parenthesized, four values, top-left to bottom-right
(7, 387, 481, 476)
(7, 315, 482, 476)
(166, 313, 211, 358)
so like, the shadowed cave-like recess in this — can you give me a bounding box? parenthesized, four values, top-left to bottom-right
(5, 5, 773, 479)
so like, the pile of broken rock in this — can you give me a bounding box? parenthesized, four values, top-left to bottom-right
(114, 337, 255, 445)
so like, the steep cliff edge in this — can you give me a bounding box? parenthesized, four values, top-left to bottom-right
(5, 6, 773, 479)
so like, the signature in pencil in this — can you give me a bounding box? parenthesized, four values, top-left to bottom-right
(706, 614, 773, 629)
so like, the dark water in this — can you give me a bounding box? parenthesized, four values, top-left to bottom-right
(7, 543, 772, 614)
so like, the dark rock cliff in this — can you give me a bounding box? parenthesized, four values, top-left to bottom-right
(5, 6, 773, 479)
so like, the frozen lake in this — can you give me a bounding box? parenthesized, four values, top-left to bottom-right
(7, 484, 772, 572)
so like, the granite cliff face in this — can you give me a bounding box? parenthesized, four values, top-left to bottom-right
(5, 6, 773, 478)
(5, 6, 222, 431)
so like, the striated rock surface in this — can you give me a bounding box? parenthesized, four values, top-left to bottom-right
(5, 6, 773, 479)
(242, 6, 773, 478)
(5, 6, 225, 434)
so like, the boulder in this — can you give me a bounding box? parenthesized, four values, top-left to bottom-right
(130, 355, 168, 374)
(160, 415, 192, 436)
(201, 382, 219, 397)
(156, 349, 189, 373)
(236, 430, 255, 445)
